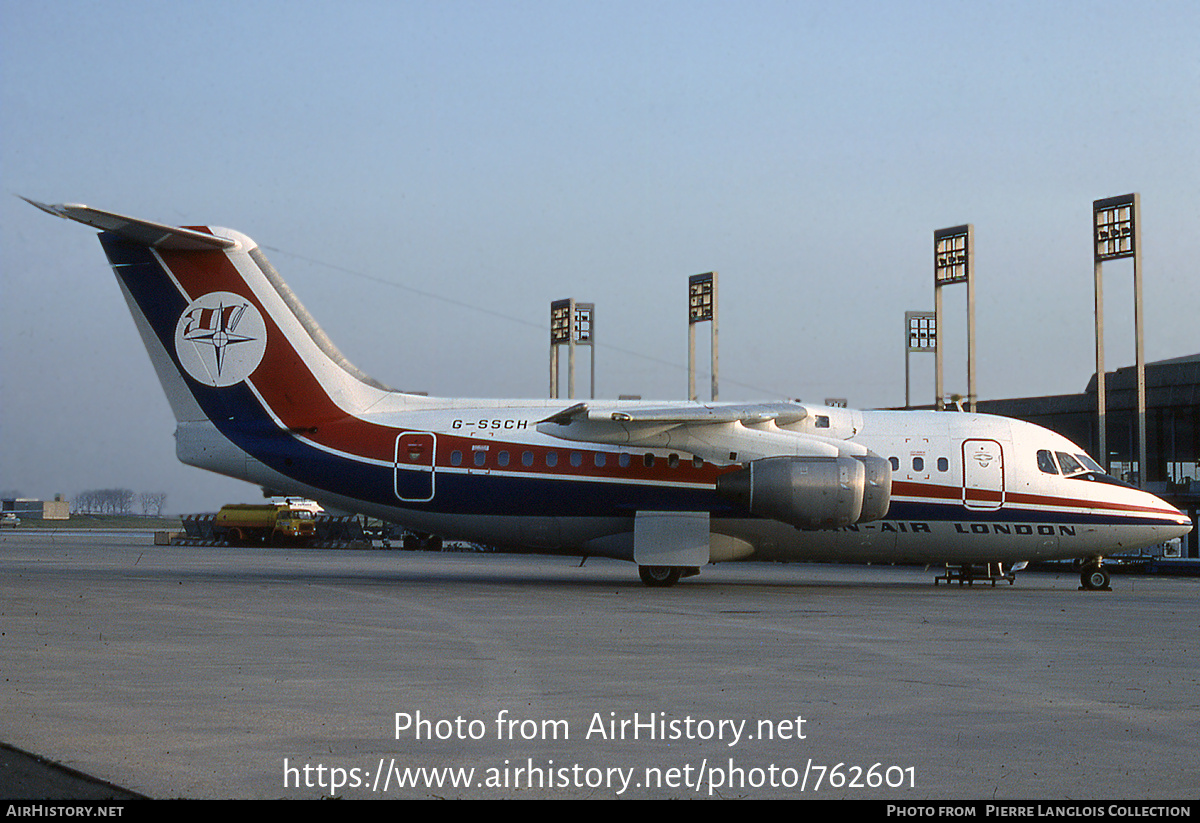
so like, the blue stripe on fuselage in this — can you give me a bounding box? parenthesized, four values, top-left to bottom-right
(883, 498, 1176, 529)
(100, 234, 732, 518)
(102, 234, 1176, 529)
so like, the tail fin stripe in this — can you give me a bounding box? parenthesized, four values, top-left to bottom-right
(106, 234, 405, 467)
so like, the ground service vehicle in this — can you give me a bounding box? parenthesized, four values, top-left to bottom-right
(214, 504, 317, 545)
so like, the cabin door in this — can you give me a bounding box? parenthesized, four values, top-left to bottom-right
(961, 439, 1004, 511)
(394, 432, 436, 502)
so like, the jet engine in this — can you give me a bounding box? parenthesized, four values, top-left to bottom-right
(716, 452, 892, 529)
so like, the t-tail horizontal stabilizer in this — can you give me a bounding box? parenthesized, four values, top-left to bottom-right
(21, 198, 235, 250)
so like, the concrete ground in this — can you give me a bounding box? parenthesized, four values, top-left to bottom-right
(1, 531, 1197, 799)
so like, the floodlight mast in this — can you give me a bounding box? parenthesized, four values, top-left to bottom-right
(933, 225, 976, 412)
(550, 299, 595, 400)
(687, 272, 718, 402)
(1093, 193, 1146, 485)
(549, 298, 572, 399)
(575, 302, 595, 400)
(905, 311, 936, 409)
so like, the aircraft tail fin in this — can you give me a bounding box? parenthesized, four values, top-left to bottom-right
(27, 198, 412, 489)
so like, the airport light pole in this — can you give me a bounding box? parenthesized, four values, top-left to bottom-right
(550, 298, 572, 399)
(1092, 193, 1146, 483)
(933, 225, 976, 412)
(905, 311, 936, 409)
(574, 302, 595, 399)
(550, 298, 595, 399)
(688, 272, 718, 402)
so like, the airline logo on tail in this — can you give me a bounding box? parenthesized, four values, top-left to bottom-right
(174, 292, 267, 387)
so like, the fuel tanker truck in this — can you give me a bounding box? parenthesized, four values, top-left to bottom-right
(213, 502, 319, 545)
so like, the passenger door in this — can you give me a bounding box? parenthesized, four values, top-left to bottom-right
(961, 439, 1004, 511)
(394, 432, 436, 502)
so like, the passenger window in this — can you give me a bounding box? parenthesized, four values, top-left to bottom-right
(522, 451, 534, 467)
(497, 451, 510, 467)
(912, 457, 924, 471)
(668, 453, 680, 468)
(937, 457, 949, 472)
(594, 453, 606, 468)
(619, 453, 631, 468)
(889, 457, 900, 471)
(474, 451, 486, 467)
(693, 456, 704, 469)
(570, 452, 583, 468)
(1037, 450, 1058, 474)
(546, 452, 558, 467)
(644, 453, 655, 468)
(450, 451, 463, 467)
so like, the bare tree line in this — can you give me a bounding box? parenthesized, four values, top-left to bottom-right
(73, 489, 167, 516)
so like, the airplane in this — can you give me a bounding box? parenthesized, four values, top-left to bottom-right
(25, 198, 1193, 589)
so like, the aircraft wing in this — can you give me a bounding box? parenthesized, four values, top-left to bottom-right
(536, 401, 864, 463)
(608, 402, 808, 425)
(21, 198, 235, 250)
(539, 401, 807, 425)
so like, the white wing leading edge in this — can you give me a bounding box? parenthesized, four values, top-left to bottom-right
(536, 401, 865, 463)
(537, 401, 892, 528)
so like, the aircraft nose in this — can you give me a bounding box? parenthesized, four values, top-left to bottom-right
(1168, 515, 1193, 540)
(1148, 493, 1193, 540)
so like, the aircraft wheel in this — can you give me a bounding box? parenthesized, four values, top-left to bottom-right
(638, 565, 683, 587)
(1080, 565, 1110, 591)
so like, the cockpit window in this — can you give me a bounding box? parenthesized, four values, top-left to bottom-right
(1037, 450, 1059, 475)
(1055, 451, 1085, 476)
(1075, 453, 1105, 474)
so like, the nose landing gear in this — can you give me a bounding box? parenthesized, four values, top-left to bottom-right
(1080, 560, 1111, 591)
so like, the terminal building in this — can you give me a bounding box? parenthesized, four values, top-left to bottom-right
(2, 496, 70, 520)
(970, 354, 1199, 559)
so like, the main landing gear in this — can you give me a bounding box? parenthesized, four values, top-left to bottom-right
(637, 565, 700, 587)
(1079, 560, 1111, 591)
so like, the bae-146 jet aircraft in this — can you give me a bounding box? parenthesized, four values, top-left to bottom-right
(27, 199, 1192, 588)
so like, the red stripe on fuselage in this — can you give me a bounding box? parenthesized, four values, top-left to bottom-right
(892, 479, 1181, 519)
(156, 246, 728, 486)
(162, 243, 1180, 510)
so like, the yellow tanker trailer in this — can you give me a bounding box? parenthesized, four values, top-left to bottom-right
(214, 503, 318, 545)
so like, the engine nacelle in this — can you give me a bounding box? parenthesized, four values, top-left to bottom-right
(716, 453, 892, 529)
(856, 452, 892, 523)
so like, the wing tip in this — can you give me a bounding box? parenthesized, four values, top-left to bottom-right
(538, 402, 590, 426)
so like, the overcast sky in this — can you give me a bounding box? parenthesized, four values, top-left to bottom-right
(2, 0, 1197, 513)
